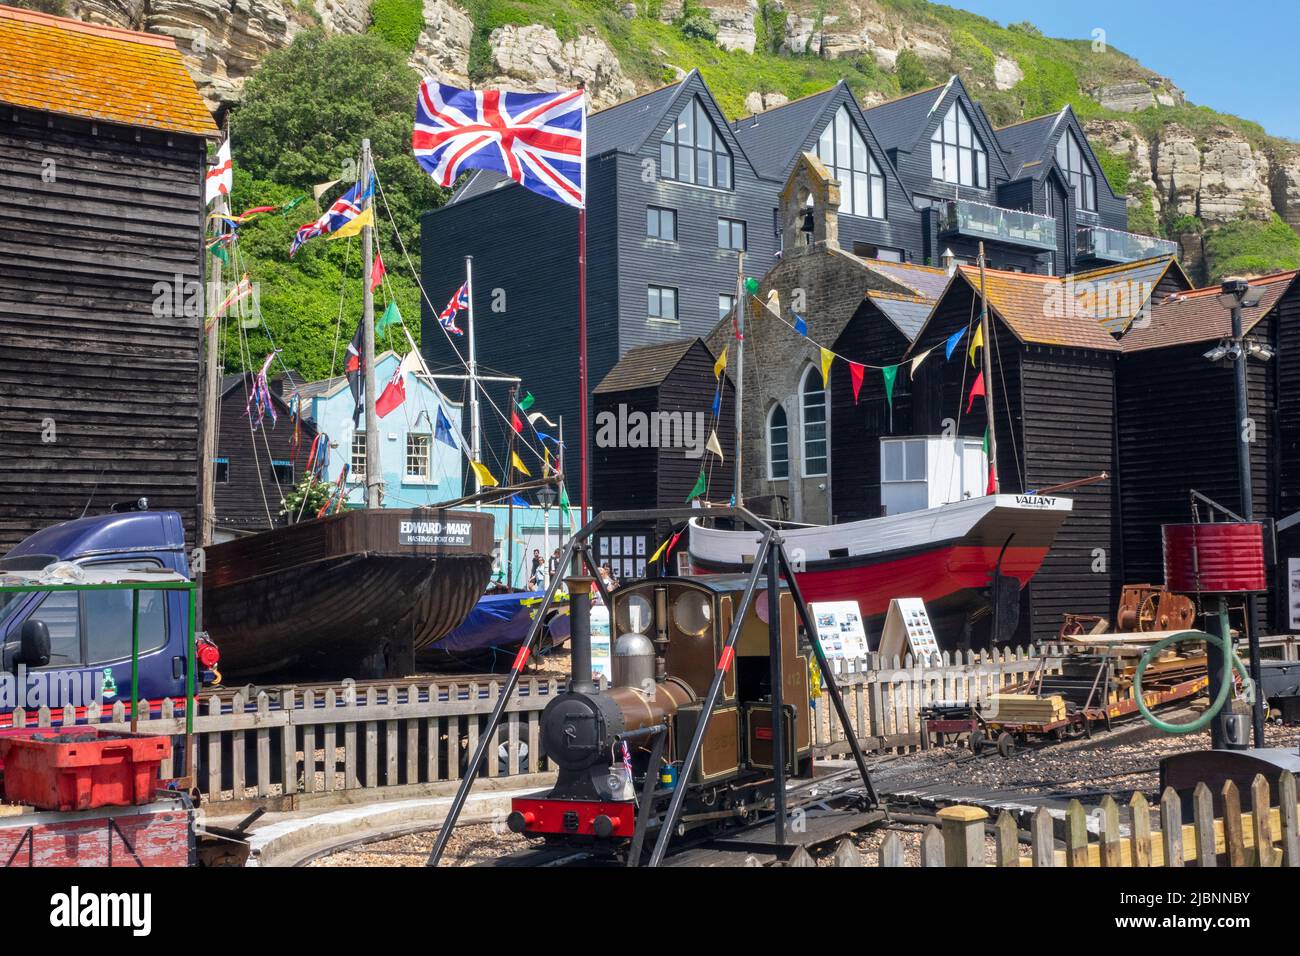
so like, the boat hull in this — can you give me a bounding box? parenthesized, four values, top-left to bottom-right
(688, 494, 1072, 645)
(203, 508, 494, 682)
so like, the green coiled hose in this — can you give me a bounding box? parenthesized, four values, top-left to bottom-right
(1132, 609, 1254, 734)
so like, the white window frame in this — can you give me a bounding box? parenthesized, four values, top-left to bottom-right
(767, 403, 789, 480)
(1055, 128, 1097, 212)
(930, 100, 988, 189)
(405, 433, 432, 482)
(816, 105, 887, 219)
(351, 431, 367, 481)
(799, 366, 828, 478)
(659, 97, 734, 190)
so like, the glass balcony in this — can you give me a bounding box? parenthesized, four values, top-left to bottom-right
(1076, 225, 1178, 264)
(937, 199, 1057, 252)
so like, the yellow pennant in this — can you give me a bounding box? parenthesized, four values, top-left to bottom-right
(648, 535, 672, 563)
(820, 347, 834, 388)
(328, 206, 374, 241)
(910, 347, 933, 380)
(511, 451, 531, 477)
(543, 447, 552, 478)
(968, 323, 984, 367)
(713, 346, 728, 380)
(469, 460, 498, 488)
(706, 429, 724, 462)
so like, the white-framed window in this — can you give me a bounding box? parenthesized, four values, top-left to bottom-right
(718, 293, 736, 319)
(647, 206, 677, 241)
(659, 96, 733, 190)
(648, 285, 678, 323)
(1055, 129, 1097, 212)
(351, 431, 366, 481)
(816, 105, 887, 219)
(799, 367, 827, 477)
(930, 100, 988, 189)
(406, 433, 432, 481)
(767, 403, 789, 480)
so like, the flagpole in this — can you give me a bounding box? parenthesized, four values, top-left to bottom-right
(361, 139, 381, 509)
(466, 254, 482, 510)
(977, 241, 999, 494)
(506, 383, 517, 588)
(201, 196, 225, 547)
(733, 251, 744, 508)
(578, 205, 589, 521)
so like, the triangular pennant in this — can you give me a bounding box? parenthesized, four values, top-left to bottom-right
(909, 347, 933, 380)
(517, 392, 535, 412)
(376, 300, 402, 334)
(648, 533, 672, 563)
(849, 362, 865, 404)
(882, 364, 899, 408)
(987, 462, 997, 496)
(205, 139, 232, 205)
(968, 323, 983, 367)
(819, 348, 834, 388)
(713, 347, 728, 380)
(511, 450, 531, 477)
(370, 251, 386, 293)
(686, 468, 707, 503)
(327, 205, 374, 241)
(527, 411, 557, 428)
(982, 426, 990, 456)
(966, 370, 986, 413)
(711, 388, 721, 418)
(470, 460, 498, 488)
(435, 406, 457, 449)
(509, 494, 530, 508)
(764, 289, 780, 316)
(312, 178, 342, 201)
(706, 430, 724, 462)
(511, 408, 523, 434)
(793, 311, 808, 336)
(558, 482, 571, 520)
(945, 326, 967, 360)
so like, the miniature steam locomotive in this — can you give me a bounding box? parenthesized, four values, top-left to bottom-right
(506, 574, 816, 856)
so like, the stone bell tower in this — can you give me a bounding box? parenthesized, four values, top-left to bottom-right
(780, 151, 840, 256)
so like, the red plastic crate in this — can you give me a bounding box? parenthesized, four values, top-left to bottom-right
(0, 729, 168, 812)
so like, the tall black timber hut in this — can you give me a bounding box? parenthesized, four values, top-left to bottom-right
(0, 5, 218, 550)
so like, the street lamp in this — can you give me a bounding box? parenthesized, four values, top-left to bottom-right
(536, 485, 558, 587)
(1213, 277, 1270, 747)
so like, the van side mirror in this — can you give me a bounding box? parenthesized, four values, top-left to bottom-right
(19, 619, 50, 667)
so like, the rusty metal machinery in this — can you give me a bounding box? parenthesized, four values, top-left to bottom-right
(1115, 584, 1197, 633)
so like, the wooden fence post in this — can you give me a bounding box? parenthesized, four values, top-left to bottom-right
(1193, 782, 1217, 867)
(1098, 795, 1122, 867)
(920, 825, 945, 867)
(833, 838, 861, 868)
(1222, 781, 1247, 868)
(1031, 807, 1055, 867)
(994, 811, 1019, 867)
(937, 805, 987, 867)
(879, 832, 904, 868)
(1160, 787, 1183, 868)
(1250, 774, 1279, 867)
(1065, 800, 1090, 867)
(1280, 772, 1299, 867)
(1129, 792, 1152, 867)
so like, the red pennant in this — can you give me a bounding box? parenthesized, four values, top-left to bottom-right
(666, 530, 682, 556)
(849, 362, 865, 404)
(986, 462, 997, 496)
(966, 370, 986, 413)
(370, 251, 386, 292)
(511, 408, 523, 434)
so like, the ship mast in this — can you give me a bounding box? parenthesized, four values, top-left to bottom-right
(360, 139, 381, 509)
(733, 250, 744, 508)
(977, 241, 999, 493)
(200, 191, 225, 546)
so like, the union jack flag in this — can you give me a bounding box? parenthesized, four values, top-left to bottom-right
(437, 281, 468, 336)
(290, 176, 374, 257)
(412, 81, 586, 209)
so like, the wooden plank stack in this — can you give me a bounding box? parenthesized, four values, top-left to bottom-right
(983, 693, 1067, 724)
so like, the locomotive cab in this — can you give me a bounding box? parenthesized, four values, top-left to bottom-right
(507, 574, 816, 855)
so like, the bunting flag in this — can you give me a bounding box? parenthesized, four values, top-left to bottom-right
(849, 361, 865, 404)
(288, 392, 302, 461)
(376, 351, 419, 418)
(306, 433, 329, 480)
(945, 326, 967, 360)
(376, 300, 402, 334)
(665, 529, 682, 558)
(686, 468, 707, 503)
(558, 481, 571, 524)
(435, 406, 457, 449)
(210, 274, 254, 330)
(705, 430, 724, 462)
(764, 289, 781, 316)
(370, 251, 386, 292)
(291, 175, 373, 256)
(329, 205, 374, 241)
(713, 347, 727, 380)
(983, 428, 996, 495)
(793, 311, 808, 336)
(510, 408, 523, 434)
(245, 351, 280, 430)
(535, 429, 561, 446)
(511, 450, 531, 477)
(648, 533, 673, 563)
(881, 364, 898, 409)
(207, 235, 231, 267)
(966, 370, 986, 413)
(313, 179, 342, 201)
(909, 347, 933, 380)
(344, 317, 365, 425)
(205, 139, 232, 205)
(509, 494, 530, 508)
(470, 460, 499, 488)
(711, 386, 721, 418)
(527, 410, 557, 428)
(517, 392, 535, 412)
(819, 347, 834, 388)
(968, 323, 983, 367)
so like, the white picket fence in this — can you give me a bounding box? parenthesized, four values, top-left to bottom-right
(6, 646, 1067, 803)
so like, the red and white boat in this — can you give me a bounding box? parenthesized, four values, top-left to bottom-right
(687, 493, 1073, 644)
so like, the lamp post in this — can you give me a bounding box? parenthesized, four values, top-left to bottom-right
(1214, 278, 1268, 747)
(536, 485, 558, 587)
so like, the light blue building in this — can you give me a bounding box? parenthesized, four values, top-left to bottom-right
(304, 351, 465, 508)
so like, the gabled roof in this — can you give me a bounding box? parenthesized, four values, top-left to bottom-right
(1072, 255, 1192, 335)
(732, 85, 840, 179)
(594, 337, 717, 394)
(995, 111, 1063, 181)
(1120, 270, 1299, 353)
(0, 4, 217, 137)
(859, 259, 951, 341)
(587, 78, 686, 157)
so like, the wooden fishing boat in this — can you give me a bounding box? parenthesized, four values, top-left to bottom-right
(203, 508, 494, 681)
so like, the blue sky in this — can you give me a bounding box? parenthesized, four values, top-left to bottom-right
(953, 0, 1300, 140)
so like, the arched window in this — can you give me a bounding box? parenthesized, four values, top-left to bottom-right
(1055, 129, 1097, 212)
(800, 367, 828, 477)
(930, 100, 987, 189)
(767, 404, 789, 480)
(659, 97, 733, 190)
(816, 106, 886, 219)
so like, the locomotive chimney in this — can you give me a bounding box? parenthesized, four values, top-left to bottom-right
(566, 576, 597, 694)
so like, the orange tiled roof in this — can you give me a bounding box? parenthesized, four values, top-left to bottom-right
(1120, 270, 1299, 353)
(0, 4, 217, 137)
(954, 264, 1123, 352)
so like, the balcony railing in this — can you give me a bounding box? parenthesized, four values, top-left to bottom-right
(937, 199, 1057, 252)
(1076, 225, 1178, 264)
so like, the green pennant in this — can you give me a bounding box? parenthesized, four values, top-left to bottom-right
(376, 300, 402, 334)
(982, 427, 990, 456)
(744, 277, 760, 296)
(279, 195, 308, 214)
(686, 468, 707, 503)
(558, 481, 571, 520)
(208, 242, 229, 267)
(517, 391, 535, 412)
(881, 364, 899, 408)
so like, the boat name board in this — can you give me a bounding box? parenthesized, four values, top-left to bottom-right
(1013, 495, 1059, 509)
(398, 519, 475, 547)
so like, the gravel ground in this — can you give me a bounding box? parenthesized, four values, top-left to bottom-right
(309, 823, 527, 867)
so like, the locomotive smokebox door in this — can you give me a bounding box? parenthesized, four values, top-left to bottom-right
(743, 703, 797, 773)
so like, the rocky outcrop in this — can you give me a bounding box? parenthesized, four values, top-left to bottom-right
(708, 1, 757, 54)
(993, 55, 1022, 92)
(743, 90, 789, 114)
(1087, 78, 1184, 113)
(1271, 153, 1300, 233)
(1085, 119, 1162, 221)
(487, 24, 636, 110)
(409, 0, 474, 84)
